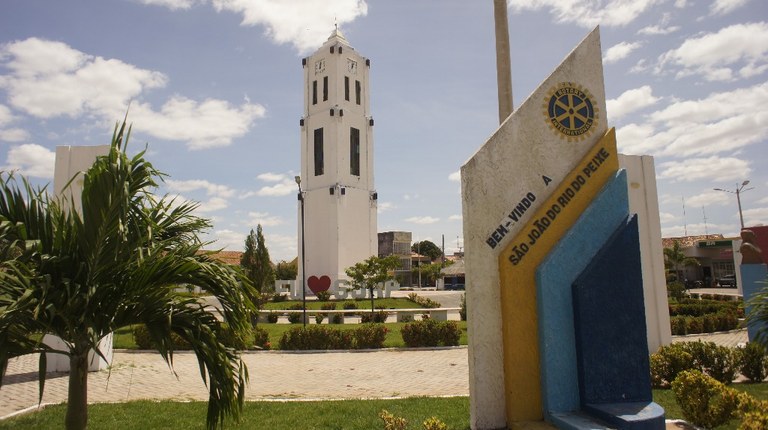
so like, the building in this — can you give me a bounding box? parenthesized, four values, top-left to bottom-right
(297, 28, 378, 289)
(378, 231, 412, 286)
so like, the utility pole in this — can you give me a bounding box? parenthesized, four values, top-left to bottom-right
(714, 180, 754, 230)
(494, 0, 513, 123)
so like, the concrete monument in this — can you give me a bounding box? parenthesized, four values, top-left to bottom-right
(462, 28, 664, 429)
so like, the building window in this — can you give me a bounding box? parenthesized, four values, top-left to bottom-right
(312, 80, 317, 105)
(350, 127, 360, 176)
(323, 76, 328, 101)
(344, 76, 350, 101)
(314, 128, 324, 176)
(355, 80, 361, 105)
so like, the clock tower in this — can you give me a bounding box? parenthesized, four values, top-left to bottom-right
(298, 28, 377, 294)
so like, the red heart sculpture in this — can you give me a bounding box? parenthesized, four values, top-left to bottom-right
(307, 275, 332, 295)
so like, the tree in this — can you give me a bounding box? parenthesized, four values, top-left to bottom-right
(275, 259, 298, 280)
(0, 121, 255, 430)
(663, 240, 700, 284)
(412, 260, 454, 287)
(746, 282, 768, 348)
(411, 240, 443, 261)
(345, 255, 401, 314)
(240, 225, 275, 293)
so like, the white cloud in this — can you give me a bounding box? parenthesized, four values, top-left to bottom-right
(448, 214, 462, 221)
(405, 216, 439, 225)
(258, 172, 287, 182)
(137, 0, 201, 10)
(604, 41, 642, 64)
(448, 171, 460, 182)
(0, 105, 15, 126)
(617, 82, 768, 157)
(196, 196, 230, 213)
(3, 144, 56, 178)
(211, 0, 369, 54)
(659, 212, 678, 224)
(743, 206, 768, 227)
(658, 156, 751, 183)
(709, 0, 750, 16)
(685, 190, 730, 207)
(510, 0, 662, 28)
(377, 201, 395, 213)
(0, 128, 30, 142)
(638, 24, 680, 35)
(606, 85, 660, 120)
(657, 22, 768, 81)
(0, 38, 265, 149)
(247, 211, 284, 226)
(165, 179, 236, 197)
(129, 97, 265, 150)
(256, 179, 296, 196)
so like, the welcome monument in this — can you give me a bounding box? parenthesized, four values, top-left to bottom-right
(462, 28, 665, 429)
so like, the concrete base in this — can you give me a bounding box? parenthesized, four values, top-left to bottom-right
(43, 333, 113, 372)
(551, 402, 664, 430)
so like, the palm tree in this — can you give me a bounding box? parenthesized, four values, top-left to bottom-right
(0, 121, 256, 430)
(663, 240, 700, 284)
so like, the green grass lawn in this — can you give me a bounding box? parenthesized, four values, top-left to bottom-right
(113, 321, 469, 350)
(1, 383, 765, 429)
(0, 397, 471, 430)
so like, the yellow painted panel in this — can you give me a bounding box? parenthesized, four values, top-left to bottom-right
(499, 128, 619, 423)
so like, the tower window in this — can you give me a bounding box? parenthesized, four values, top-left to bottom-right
(323, 76, 328, 101)
(355, 80, 361, 105)
(314, 128, 324, 176)
(344, 76, 350, 101)
(350, 127, 360, 176)
(312, 80, 317, 105)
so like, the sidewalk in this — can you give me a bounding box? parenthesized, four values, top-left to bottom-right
(0, 329, 750, 420)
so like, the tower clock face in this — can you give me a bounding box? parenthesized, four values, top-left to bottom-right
(347, 59, 357, 74)
(314, 59, 325, 74)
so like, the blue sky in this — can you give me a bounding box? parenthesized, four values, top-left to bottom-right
(0, 0, 766, 262)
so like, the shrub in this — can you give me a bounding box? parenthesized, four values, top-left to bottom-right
(379, 409, 407, 430)
(253, 326, 270, 350)
(407, 293, 442, 308)
(315, 291, 331, 301)
(401, 319, 461, 347)
(460, 293, 467, 321)
(740, 342, 768, 382)
(331, 314, 344, 324)
(681, 341, 741, 384)
(287, 303, 305, 324)
(271, 293, 288, 302)
(353, 323, 388, 349)
(343, 301, 358, 310)
(738, 392, 768, 430)
(315, 313, 325, 324)
(361, 310, 389, 323)
(667, 281, 687, 302)
(671, 370, 740, 429)
(422, 417, 448, 430)
(687, 316, 704, 334)
(278, 325, 352, 350)
(670, 316, 687, 335)
(266, 312, 279, 323)
(650, 344, 695, 388)
(215, 322, 253, 350)
(132, 324, 191, 350)
(320, 302, 337, 310)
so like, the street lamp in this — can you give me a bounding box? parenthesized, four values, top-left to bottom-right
(295, 175, 307, 327)
(714, 180, 753, 230)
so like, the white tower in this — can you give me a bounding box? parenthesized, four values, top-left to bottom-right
(298, 28, 377, 291)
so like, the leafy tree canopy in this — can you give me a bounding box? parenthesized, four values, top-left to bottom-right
(411, 240, 443, 261)
(0, 120, 255, 430)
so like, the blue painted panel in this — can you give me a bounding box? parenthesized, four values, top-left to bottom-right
(741, 264, 768, 342)
(572, 215, 653, 405)
(536, 170, 629, 418)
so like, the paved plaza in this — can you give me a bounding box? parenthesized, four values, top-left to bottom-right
(0, 326, 749, 420)
(0, 290, 752, 420)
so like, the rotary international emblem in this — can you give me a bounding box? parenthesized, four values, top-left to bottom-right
(544, 83, 598, 142)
